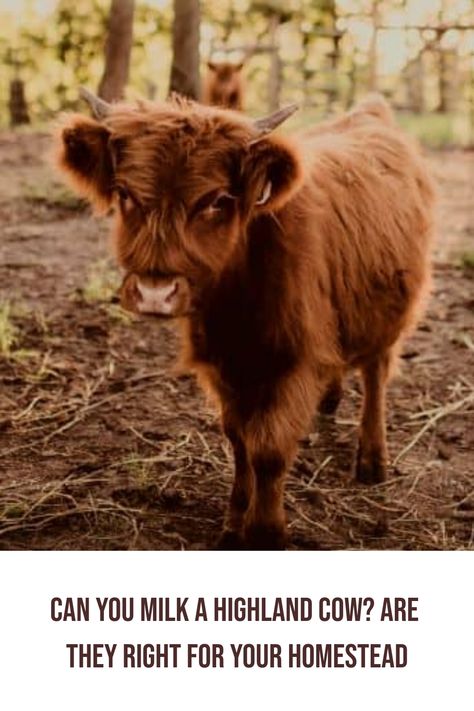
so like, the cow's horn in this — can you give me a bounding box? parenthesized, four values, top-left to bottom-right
(79, 87, 111, 120)
(253, 103, 299, 136)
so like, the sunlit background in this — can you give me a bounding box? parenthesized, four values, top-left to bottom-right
(0, 0, 473, 145)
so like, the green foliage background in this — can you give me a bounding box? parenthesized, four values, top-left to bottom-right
(0, 0, 473, 146)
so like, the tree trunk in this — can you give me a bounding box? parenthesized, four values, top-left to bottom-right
(368, 0, 379, 92)
(9, 79, 30, 126)
(169, 0, 201, 100)
(98, 0, 135, 102)
(406, 56, 425, 114)
(436, 0, 448, 113)
(300, 28, 311, 109)
(267, 14, 282, 111)
(327, 0, 341, 109)
(436, 30, 449, 113)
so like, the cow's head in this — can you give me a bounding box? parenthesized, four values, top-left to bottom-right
(57, 89, 303, 316)
(205, 60, 245, 110)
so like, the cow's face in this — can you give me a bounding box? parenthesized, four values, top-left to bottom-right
(206, 61, 244, 110)
(57, 97, 303, 316)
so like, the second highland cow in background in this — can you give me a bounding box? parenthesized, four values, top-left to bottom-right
(203, 60, 245, 110)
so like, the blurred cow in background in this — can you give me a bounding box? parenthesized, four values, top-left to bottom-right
(203, 60, 245, 110)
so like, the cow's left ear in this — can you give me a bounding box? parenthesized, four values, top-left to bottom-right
(56, 114, 114, 212)
(241, 135, 304, 214)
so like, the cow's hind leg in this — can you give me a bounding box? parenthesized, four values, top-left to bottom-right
(355, 350, 393, 484)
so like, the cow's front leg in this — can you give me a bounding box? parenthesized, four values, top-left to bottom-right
(222, 368, 315, 550)
(318, 374, 344, 415)
(244, 446, 291, 550)
(217, 427, 255, 550)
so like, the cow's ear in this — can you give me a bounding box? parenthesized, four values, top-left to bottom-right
(56, 114, 114, 211)
(241, 135, 304, 214)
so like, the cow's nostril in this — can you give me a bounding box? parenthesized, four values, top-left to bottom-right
(164, 281, 179, 303)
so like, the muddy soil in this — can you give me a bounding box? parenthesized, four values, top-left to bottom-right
(0, 132, 473, 550)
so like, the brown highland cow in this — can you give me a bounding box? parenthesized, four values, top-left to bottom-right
(203, 60, 245, 110)
(56, 91, 436, 549)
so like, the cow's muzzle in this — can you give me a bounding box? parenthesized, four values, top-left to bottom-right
(118, 273, 192, 318)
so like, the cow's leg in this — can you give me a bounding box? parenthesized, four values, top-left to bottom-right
(318, 374, 343, 415)
(224, 369, 315, 550)
(244, 445, 293, 550)
(218, 427, 254, 550)
(356, 350, 392, 484)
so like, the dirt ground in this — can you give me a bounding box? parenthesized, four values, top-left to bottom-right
(0, 131, 473, 550)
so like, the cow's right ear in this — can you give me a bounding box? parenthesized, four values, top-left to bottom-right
(56, 114, 114, 211)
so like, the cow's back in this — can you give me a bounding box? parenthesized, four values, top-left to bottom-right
(292, 100, 436, 364)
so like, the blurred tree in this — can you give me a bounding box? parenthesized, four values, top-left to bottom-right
(54, 1, 108, 83)
(267, 11, 282, 110)
(252, 1, 294, 109)
(0, 0, 472, 133)
(98, 0, 136, 101)
(324, 0, 342, 107)
(368, 0, 379, 91)
(2, 14, 46, 124)
(169, 0, 200, 99)
(9, 79, 30, 126)
(405, 54, 425, 114)
(436, 0, 452, 113)
(132, 2, 171, 98)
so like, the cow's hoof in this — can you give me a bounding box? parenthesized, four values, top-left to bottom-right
(355, 445, 387, 485)
(216, 529, 245, 550)
(244, 524, 287, 551)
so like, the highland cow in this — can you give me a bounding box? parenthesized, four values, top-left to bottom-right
(57, 90, 435, 549)
(203, 60, 245, 110)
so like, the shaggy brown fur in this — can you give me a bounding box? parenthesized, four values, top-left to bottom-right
(202, 61, 245, 110)
(56, 95, 436, 549)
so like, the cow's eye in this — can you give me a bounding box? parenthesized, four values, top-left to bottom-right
(190, 190, 236, 223)
(203, 192, 235, 217)
(117, 186, 129, 201)
(116, 186, 134, 212)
